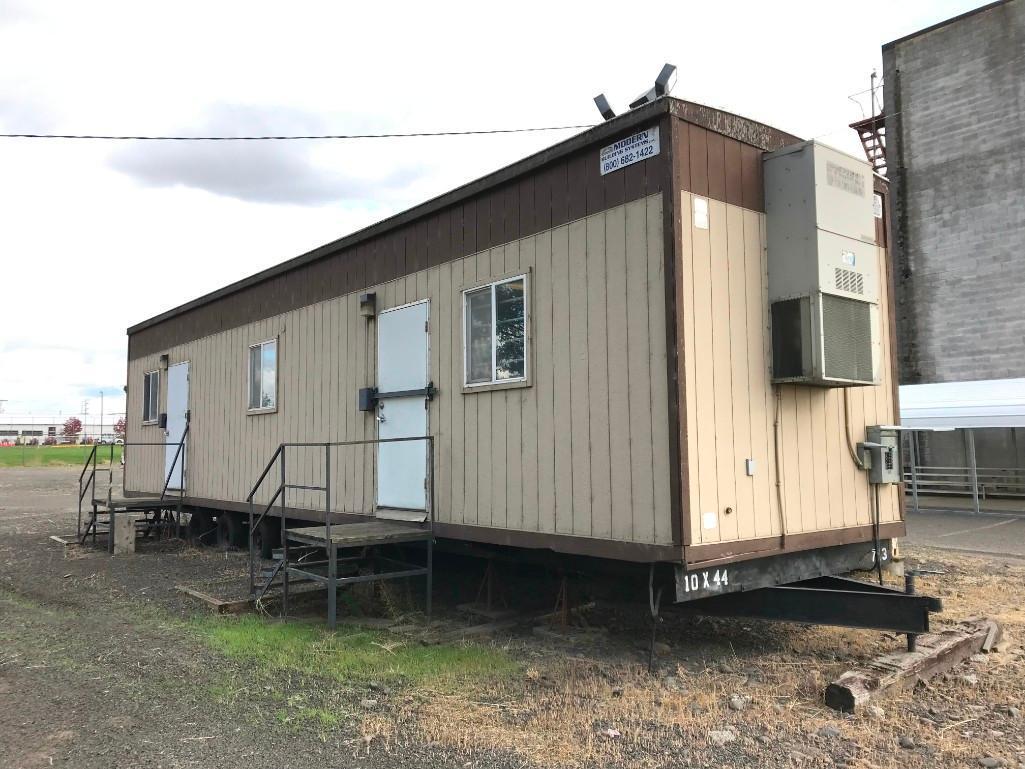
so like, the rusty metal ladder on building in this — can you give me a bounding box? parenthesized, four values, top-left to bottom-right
(850, 113, 887, 176)
(246, 437, 435, 630)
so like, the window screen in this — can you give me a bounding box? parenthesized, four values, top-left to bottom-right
(143, 371, 159, 423)
(464, 276, 527, 386)
(248, 340, 278, 410)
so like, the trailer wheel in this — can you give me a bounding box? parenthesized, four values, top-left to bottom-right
(252, 517, 281, 560)
(188, 510, 215, 544)
(216, 512, 244, 549)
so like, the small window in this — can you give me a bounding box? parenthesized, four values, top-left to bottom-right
(248, 339, 278, 411)
(463, 275, 527, 386)
(143, 370, 159, 423)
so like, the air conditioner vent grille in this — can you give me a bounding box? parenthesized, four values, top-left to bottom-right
(834, 267, 864, 295)
(822, 294, 873, 382)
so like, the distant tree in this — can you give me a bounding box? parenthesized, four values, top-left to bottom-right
(62, 417, 82, 439)
(113, 417, 126, 438)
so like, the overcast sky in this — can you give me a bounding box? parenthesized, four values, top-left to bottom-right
(0, 0, 983, 423)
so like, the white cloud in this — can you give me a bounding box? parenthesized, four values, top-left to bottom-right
(108, 103, 430, 205)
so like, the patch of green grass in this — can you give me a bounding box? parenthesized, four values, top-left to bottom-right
(276, 705, 341, 728)
(193, 615, 517, 689)
(0, 444, 123, 467)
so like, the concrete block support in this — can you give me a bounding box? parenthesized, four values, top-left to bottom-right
(112, 512, 136, 555)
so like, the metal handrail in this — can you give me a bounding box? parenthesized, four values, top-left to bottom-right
(247, 435, 436, 601)
(248, 444, 285, 597)
(160, 418, 190, 502)
(76, 421, 191, 543)
(78, 443, 98, 483)
(77, 444, 98, 539)
(246, 444, 284, 502)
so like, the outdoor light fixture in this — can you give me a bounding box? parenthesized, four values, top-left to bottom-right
(593, 93, 616, 121)
(159, 353, 169, 370)
(629, 62, 678, 109)
(359, 291, 376, 318)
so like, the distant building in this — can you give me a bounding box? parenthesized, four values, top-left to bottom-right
(0, 419, 123, 444)
(875, 0, 1025, 501)
(0, 422, 62, 445)
(883, 0, 1025, 385)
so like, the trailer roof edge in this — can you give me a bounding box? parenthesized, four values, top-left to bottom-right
(127, 96, 801, 336)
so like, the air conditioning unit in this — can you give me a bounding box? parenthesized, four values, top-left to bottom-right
(764, 140, 880, 387)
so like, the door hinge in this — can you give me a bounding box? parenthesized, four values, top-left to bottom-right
(424, 320, 429, 332)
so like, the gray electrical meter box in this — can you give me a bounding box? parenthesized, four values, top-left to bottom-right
(764, 141, 881, 387)
(866, 425, 901, 485)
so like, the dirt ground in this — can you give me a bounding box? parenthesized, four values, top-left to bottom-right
(1, 466, 1023, 769)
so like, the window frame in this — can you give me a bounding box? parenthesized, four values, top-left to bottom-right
(142, 370, 160, 424)
(247, 338, 279, 415)
(461, 272, 529, 391)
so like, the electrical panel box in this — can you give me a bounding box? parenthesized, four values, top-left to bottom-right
(764, 140, 880, 387)
(866, 425, 901, 485)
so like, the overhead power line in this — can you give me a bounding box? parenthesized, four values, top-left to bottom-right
(0, 124, 595, 141)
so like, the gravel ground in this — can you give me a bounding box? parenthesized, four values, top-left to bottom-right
(1, 466, 1023, 769)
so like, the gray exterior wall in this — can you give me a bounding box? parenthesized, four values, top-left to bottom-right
(883, 0, 1025, 384)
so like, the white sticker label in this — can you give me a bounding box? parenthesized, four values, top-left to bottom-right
(599, 126, 660, 176)
(873, 193, 883, 219)
(693, 197, 709, 230)
(841, 249, 856, 267)
(702, 511, 717, 530)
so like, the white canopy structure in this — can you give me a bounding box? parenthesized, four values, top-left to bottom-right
(899, 378, 1025, 430)
(899, 378, 1025, 514)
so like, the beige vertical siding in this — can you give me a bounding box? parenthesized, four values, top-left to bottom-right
(125, 193, 674, 546)
(679, 191, 900, 546)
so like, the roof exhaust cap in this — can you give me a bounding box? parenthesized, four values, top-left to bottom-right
(629, 62, 677, 109)
(593, 93, 616, 121)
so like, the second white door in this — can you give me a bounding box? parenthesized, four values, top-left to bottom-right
(164, 361, 189, 491)
(376, 301, 429, 512)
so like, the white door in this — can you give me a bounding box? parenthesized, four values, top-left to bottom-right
(376, 301, 429, 512)
(164, 362, 189, 491)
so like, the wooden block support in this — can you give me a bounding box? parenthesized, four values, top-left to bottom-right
(825, 617, 1003, 713)
(175, 585, 253, 614)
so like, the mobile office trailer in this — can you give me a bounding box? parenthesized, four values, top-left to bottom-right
(124, 96, 904, 605)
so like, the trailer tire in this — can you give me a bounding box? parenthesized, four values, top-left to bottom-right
(216, 511, 244, 549)
(252, 517, 281, 560)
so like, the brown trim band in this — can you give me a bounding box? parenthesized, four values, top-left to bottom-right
(433, 522, 684, 564)
(152, 493, 684, 562)
(660, 113, 684, 549)
(685, 521, 907, 568)
(128, 97, 809, 360)
(152, 492, 903, 569)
